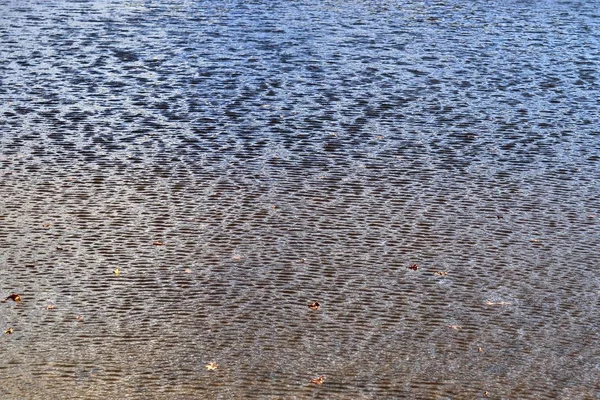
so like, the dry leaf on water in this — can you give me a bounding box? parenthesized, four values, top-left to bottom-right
(4, 327, 14, 334)
(184, 268, 192, 274)
(310, 376, 326, 385)
(113, 268, 120, 277)
(308, 301, 321, 311)
(408, 264, 419, 271)
(205, 362, 219, 371)
(46, 304, 56, 310)
(4, 293, 21, 302)
(153, 241, 166, 246)
(433, 271, 448, 277)
(76, 315, 84, 322)
(448, 325, 462, 330)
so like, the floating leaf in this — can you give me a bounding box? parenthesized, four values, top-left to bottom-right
(231, 254, 243, 261)
(153, 241, 166, 246)
(433, 271, 448, 276)
(184, 268, 192, 274)
(113, 268, 120, 277)
(4, 327, 14, 334)
(408, 264, 419, 271)
(478, 347, 484, 353)
(448, 325, 462, 330)
(76, 315, 84, 322)
(308, 301, 321, 311)
(4, 293, 21, 302)
(310, 375, 326, 385)
(484, 391, 489, 397)
(42, 223, 52, 228)
(205, 362, 219, 371)
(46, 304, 56, 310)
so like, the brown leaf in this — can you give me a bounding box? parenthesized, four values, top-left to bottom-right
(433, 271, 448, 277)
(153, 241, 166, 246)
(4, 293, 21, 302)
(4, 327, 14, 334)
(46, 304, 56, 310)
(308, 301, 321, 311)
(310, 375, 326, 385)
(408, 264, 419, 271)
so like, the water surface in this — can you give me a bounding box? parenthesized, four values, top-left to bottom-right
(0, 1, 599, 398)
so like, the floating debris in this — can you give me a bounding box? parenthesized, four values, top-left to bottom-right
(478, 347, 484, 353)
(42, 222, 52, 228)
(184, 268, 192, 274)
(4, 293, 21, 302)
(4, 327, 14, 334)
(485, 301, 512, 306)
(308, 301, 321, 311)
(484, 391, 489, 397)
(310, 375, 326, 385)
(433, 271, 448, 277)
(113, 268, 120, 277)
(76, 315, 84, 322)
(299, 258, 307, 263)
(448, 325, 462, 330)
(46, 304, 56, 310)
(231, 254, 243, 261)
(205, 362, 219, 371)
(530, 238, 541, 243)
(408, 264, 419, 271)
(153, 241, 166, 246)
(496, 215, 503, 220)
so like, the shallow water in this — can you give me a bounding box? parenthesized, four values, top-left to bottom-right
(0, 0, 599, 398)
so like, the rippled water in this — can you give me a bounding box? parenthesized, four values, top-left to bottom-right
(1, 0, 599, 398)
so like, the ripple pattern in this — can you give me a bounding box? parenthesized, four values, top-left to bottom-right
(1, 0, 599, 399)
